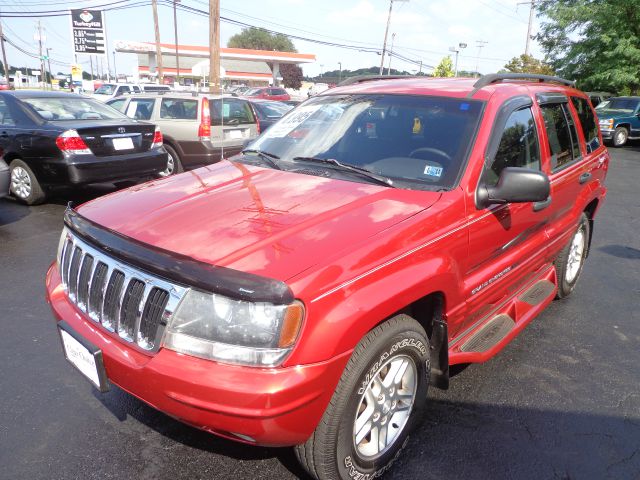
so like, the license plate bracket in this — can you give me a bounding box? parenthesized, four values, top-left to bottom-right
(112, 137, 135, 151)
(58, 320, 109, 392)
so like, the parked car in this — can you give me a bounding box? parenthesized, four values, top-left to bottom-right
(91, 83, 141, 102)
(47, 73, 607, 480)
(246, 99, 293, 132)
(106, 93, 258, 175)
(242, 86, 291, 101)
(0, 79, 10, 91)
(0, 157, 9, 198)
(586, 91, 612, 108)
(594, 96, 640, 147)
(0, 91, 167, 204)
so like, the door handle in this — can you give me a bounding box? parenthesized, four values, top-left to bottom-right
(579, 172, 592, 184)
(533, 196, 552, 212)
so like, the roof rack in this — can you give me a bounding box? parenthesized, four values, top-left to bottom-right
(467, 73, 575, 98)
(337, 75, 415, 87)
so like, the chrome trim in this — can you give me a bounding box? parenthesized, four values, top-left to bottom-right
(59, 230, 188, 352)
(100, 133, 143, 139)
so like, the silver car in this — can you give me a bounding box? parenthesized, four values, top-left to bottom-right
(107, 93, 259, 175)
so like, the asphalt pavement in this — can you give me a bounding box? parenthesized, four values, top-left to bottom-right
(1, 149, 639, 480)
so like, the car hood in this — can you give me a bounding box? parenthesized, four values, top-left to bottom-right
(77, 161, 441, 282)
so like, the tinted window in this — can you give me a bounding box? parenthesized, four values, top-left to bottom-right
(21, 96, 128, 120)
(571, 97, 600, 153)
(597, 98, 640, 112)
(160, 98, 198, 119)
(132, 86, 141, 93)
(484, 107, 540, 187)
(125, 98, 155, 120)
(541, 103, 580, 170)
(273, 89, 287, 96)
(94, 84, 116, 95)
(210, 99, 255, 125)
(107, 98, 127, 113)
(0, 98, 16, 126)
(247, 94, 484, 190)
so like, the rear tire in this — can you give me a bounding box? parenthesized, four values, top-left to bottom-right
(159, 144, 183, 176)
(554, 213, 590, 299)
(295, 314, 430, 480)
(612, 127, 628, 147)
(9, 159, 46, 205)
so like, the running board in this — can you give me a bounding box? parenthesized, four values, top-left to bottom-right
(519, 280, 555, 305)
(460, 314, 514, 353)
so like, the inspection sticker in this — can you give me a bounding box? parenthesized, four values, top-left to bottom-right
(423, 165, 443, 177)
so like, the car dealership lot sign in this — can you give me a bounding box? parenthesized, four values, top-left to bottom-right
(71, 9, 106, 55)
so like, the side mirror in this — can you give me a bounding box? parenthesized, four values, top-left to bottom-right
(477, 167, 550, 208)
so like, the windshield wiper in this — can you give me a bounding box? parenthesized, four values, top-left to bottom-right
(241, 149, 282, 170)
(291, 157, 394, 188)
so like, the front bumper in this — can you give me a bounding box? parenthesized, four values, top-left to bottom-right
(46, 263, 348, 447)
(181, 140, 244, 169)
(600, 128, 614, 140)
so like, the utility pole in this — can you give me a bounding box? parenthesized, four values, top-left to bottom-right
(338, 61, 342, 83)
(474, 40, 488, 77)
(0, 12, 10, 82)
(525, 0, 535, 56)
(386, 33, 396, 75)
(418, 60, 423, 74)
(90, 55, 94, 81)
(209, 0, 220, 92)
(152, 0, 164, 84)
(36, 21, 46, 89)
(45, 47, 53, 88)
(173, 0, 181, 85)
(379, 0, 408, 75)
(113, 51, 117, 80)
(104, 12, 111, 82)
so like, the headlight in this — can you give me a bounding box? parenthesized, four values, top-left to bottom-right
(163, 289, 305, 367)
(599, 119, 613, 129)
(57, 227, 68, 265)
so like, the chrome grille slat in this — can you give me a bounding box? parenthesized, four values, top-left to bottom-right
(57, 229, 188, 353)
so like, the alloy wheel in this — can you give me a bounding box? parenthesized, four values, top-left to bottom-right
(11, 166, 32, 199)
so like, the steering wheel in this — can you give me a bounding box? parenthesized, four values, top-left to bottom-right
(408, 147, 451, 163)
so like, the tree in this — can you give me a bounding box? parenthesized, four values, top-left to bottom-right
(228, 27, 296, 52)
(503, 54, 555, 75)
(280, 63, 303, 89)
(536, 0, 640, 94)
(433, 56, 454, 77)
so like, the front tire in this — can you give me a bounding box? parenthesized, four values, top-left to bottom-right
(612, 126, 628, 147)
(554, 213, 590, 298)
(9, 159, 46, 205)
(296, 314, 430, 480)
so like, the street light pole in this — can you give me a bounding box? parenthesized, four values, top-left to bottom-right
(173, 0, 181, 85)
(45, 47, 53, 88)
(387, 33, 396, 75)
(113, 51, 117, 80)
(379, 0, 408, 75)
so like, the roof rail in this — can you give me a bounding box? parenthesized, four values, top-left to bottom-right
(337, 75, 415, 87)
(467, 73, 575, 98)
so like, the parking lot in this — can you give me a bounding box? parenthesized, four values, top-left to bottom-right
(1, 147, 639, 480)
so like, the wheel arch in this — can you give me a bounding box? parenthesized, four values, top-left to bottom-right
(583, 198, 599, 257)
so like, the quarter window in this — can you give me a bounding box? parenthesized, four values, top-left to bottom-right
(571, 97, 600, 153)
(483, 107, 540, 187)
(125, 98, 155, 120)
(210, 99, 255, 125)
(0, 98, 16, 126)
(540, 103, 580, 170)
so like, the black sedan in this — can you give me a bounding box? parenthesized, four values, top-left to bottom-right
(0, 91, 168, 205)
(0, 157, 9, 199)
(246, 99, 293, 132)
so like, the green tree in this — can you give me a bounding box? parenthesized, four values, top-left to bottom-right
(536, 0, 640, 94)
(228, 27, 296, 52)
(433, 56, 454, 77)
(503, 54, 555, 75)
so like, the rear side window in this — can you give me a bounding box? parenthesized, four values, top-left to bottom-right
(210, 99, 255, 125)
(540, 103, 580, 171)
(125, 98, 155, 120)
(160, 98, 198, 119)
(0, 98, 16, 126)
(107, 98, 127, 113)
(571, 97, 600, 153)
(483, 107, 540, 186)
(117, 86, 131, 95)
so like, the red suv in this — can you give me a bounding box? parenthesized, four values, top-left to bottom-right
(242, 86, 291, 101)
(47, 73, 608, 480)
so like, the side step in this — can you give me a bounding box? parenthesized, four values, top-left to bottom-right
(519, 280, 555, 305)
(460, 314, 515, 353)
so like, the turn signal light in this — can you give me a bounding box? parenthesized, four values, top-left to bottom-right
(198, 96, 211, 140)
(55, 130, 91, 154)
(151, 126, 163, 148)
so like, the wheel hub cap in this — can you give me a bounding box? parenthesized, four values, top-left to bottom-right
(566, 228, 585, 283)
(11, 166, 31, 199)
(353, 354, 417, 459)
(159, 152, 175, 177)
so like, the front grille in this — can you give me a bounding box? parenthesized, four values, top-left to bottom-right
(59, 230, 187, 352)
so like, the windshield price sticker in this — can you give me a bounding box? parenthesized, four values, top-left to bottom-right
(266, 105, 323, 138)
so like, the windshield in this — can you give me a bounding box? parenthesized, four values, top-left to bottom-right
(254, 101, 293, 118)
(596, 98, 640, 112)
(245, 94, 484, 190)
(244, 88, 262, 96)
(22, 96, 129, 121)
(94, 84, 116, 95)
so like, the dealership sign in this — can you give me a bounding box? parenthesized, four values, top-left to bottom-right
(71, 9, 106, 55)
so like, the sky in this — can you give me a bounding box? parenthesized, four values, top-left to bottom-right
(0, 0, 545, 79)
